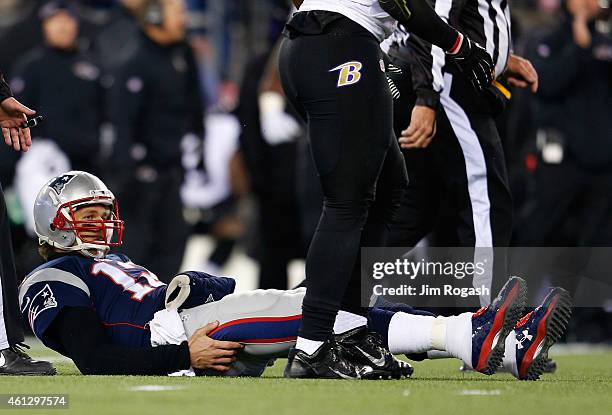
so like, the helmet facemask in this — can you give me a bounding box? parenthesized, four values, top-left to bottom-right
(49, 190, 125, 258)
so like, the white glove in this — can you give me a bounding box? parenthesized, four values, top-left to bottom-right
(259, 92, 301, 145)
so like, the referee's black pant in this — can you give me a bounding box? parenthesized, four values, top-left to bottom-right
(280, 12, 408, 341)
(387, 56, 513, 304)
(0, 184, 24, 349)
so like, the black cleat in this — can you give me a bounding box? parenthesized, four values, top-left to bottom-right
(284, 340, 372, 379)
(0, 344, 56, 376)
(335, 326, 413, 379)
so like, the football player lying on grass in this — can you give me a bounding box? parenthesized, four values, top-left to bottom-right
(20, 171, 572, 380)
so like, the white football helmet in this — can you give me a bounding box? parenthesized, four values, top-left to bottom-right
(33, 171, 124, 259)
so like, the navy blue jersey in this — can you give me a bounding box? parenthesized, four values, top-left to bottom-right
(19, 254, 235, 354)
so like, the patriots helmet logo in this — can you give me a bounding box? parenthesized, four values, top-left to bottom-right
(48, 174, 76, 195)
(28, 284, 58, 328)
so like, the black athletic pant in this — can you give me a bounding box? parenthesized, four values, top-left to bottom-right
(387, 56, 513, 303)
(280, 12, 408, 341)
(0, 184, 24, 349)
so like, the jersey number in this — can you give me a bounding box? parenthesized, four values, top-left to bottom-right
(91, 261, 165, 301)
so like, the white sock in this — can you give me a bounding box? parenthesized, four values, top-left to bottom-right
(386, 312, 472, 365)
(502, 331, 519, 378)
(443, 312, 474, 368)
(387, 312, 436, 354)
(333, 310, 368, 334)
(295, 337, 324, 355)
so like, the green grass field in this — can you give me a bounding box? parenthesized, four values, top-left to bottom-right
(1, 341, 611, 415)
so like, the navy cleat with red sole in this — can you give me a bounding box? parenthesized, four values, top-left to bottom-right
(470, 276, 527, 375)
(511, 287, 572, 380)
(459, 357, 557, 374)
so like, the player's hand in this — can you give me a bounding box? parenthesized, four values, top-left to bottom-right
(0, 97, 36, 152)
(504, 54, 539, 93)
(187, 321, 244, 371)
(399, 105, 436, 149)
(447, 34, 494, 92)
(260, 110, 301, 145)
(259, 92, 301, 146)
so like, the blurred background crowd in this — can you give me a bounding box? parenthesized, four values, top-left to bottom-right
(0, 0, 610, 341)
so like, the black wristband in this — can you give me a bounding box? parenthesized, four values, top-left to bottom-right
(415, 90, 440, 110)
(178, 341, 191, 369)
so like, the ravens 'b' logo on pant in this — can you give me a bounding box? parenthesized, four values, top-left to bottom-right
(330, 61, 363, 87)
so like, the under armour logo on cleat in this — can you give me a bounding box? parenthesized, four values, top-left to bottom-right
(516, 329, 533, 349)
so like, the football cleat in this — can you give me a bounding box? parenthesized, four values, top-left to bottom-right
(284, 340, 373, 379)
(511, 287, 572, 380)
(470, 276, 527, 375)
(459, 357, 557, 374)
(0, 344, 56, 376)
(335, 326, 413, 380)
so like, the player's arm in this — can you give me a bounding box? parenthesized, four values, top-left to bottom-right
(379, 0, 459, 51)
(386, 27, 441, 148)
(403, 29, 445, 109)
(258, 40, 302, 145)
(47, 307, 191, 375)
(400, 46, 439, 149)
(503, 53, 538, 93)
(379, 0, 494, 90)
(46, 307, 243, 375)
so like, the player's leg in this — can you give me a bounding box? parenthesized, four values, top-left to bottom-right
(432, 74, 513, 304)
(332, 138, 413, 379)
(338, 121, 408, 317)
(180, 288, 305, 359)
(472, 115, 513, 296)
(279, 14, 396, 378)
(370, 277, 572, 380)
(371, 276, 527, 376)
